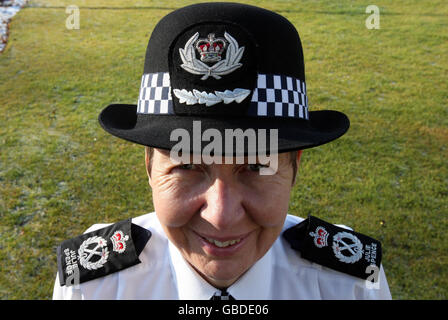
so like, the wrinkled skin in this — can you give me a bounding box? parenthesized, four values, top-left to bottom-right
(146, 148, 302, 288)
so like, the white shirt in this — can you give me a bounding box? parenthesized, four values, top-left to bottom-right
(53, 212, 392, 300)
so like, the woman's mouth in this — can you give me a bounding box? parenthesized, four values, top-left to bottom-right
(194, 230, 253, 256)
(204, 237, 242, 248)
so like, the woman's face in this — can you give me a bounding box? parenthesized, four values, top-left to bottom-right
(147, 149, 300, 288)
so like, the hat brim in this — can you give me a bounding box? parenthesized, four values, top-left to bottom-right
(98, 104, 349, 155)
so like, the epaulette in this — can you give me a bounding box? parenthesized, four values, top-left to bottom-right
(283, 215, 382, 281)
(56, 218, 151, 287)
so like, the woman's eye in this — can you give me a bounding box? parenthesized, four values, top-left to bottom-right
(247, 163, 268, 172)
(177, 163, 195, 170)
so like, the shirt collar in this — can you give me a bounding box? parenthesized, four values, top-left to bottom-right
(168, 240, 217, 300)
(168, 240, 273, 300)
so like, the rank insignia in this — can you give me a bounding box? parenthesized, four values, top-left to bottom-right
(283, 215, 382, 280)
(56, 219, 151, 287)
(309, 226, 329, 248)
(110, 230, 129, 253)
(179, 32, 245, 80)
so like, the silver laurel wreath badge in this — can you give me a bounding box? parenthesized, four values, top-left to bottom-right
(332, 232, 364, 264)
(78, 236, 109, 270)
(179, 32, 245, 80)
(173, 88, 251, 106)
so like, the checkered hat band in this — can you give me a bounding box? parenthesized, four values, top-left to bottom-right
(137, 72, 174, 114)
(137, 73, 308, 119)
(248, 74, 309, 120)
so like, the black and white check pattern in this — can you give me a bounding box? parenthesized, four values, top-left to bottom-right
(137, 72, 174, 115)
(248, 74, 309, 120)
(210, 289, 235, 300)
(137, 72, 308, 119)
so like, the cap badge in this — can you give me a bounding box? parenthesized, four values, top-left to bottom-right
(196, 33, 227, 63)
(179, 32, 245, 80)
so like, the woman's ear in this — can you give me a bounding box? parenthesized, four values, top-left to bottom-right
(145, 147, 152, 187)
(297, 150, 303, 166)
(292, 150, 303, 186)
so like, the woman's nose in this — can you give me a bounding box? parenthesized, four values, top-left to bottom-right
(200, 176, 244, 230)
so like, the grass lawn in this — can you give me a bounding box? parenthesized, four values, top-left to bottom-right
(0, 0, 447, 299)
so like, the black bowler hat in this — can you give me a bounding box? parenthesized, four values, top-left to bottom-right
(99, 2, 349, 155)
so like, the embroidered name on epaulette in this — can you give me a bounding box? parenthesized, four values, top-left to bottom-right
(56, 219, 151, 287)
(283, 215, 382, 280)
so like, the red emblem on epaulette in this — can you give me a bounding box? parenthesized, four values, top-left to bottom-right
(110, 231, 129, 253)
(309, 226, 329, 248)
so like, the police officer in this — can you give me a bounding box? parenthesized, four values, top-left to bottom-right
(53, 2, 392, 300)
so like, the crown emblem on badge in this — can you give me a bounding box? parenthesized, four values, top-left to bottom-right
(110, 230, 129, 254)
(195, 33, 227, 63)
(179, 32, 245, 80)
(309, 226, 329, 248)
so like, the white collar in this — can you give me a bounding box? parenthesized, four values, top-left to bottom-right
(168, 240, 273, 300)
